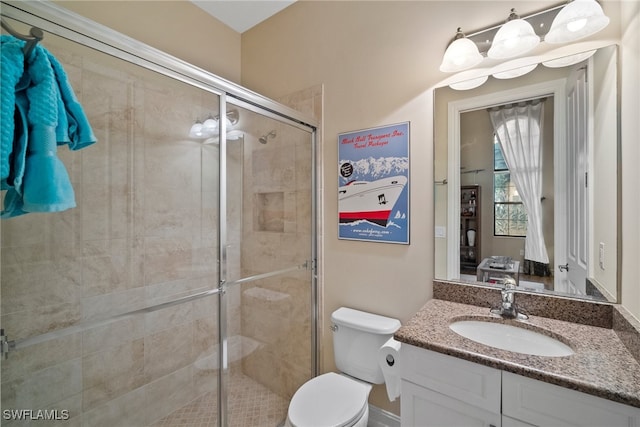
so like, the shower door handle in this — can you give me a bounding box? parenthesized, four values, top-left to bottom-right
(220, 244, 230, 282)
(1, 329, 17, 360)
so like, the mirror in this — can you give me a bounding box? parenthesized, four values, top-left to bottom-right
(434, 44, 619, 303)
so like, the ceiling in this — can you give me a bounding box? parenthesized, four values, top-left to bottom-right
(191, 1, 297, 33)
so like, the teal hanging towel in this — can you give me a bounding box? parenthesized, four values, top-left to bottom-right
(0, 32, 96, 218)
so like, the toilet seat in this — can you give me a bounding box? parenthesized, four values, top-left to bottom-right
(288, 372, 370, 427)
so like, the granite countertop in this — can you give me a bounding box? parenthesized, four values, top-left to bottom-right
(395, 298, 640, 408)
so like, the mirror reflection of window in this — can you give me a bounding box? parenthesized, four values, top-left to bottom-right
(489, 100, 549, 268)
(493, 134, 528, 237)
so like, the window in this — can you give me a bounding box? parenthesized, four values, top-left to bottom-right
(494, 136, 527, 237)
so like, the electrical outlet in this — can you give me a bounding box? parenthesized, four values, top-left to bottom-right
(435, 226, 446, 238)
(599, 242, 605, 270)
(520, 249, 525, 256)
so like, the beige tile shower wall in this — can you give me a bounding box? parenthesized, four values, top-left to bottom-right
(276, 85, 325, 375)
(237, 86, 320, 399)
(0, 34, 219, 426)
(240, 272, 312, 400)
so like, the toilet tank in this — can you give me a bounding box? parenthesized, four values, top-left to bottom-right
(331, 307, 401, 384)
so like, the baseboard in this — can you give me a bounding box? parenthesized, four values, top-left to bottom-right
(368, 404, 400, 427)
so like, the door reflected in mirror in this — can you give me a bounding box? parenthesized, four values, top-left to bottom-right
(434, 45, 619, 303)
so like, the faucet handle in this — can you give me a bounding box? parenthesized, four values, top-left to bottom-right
(503, 277, 517, 291)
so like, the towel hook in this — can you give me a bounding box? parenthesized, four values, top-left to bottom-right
(1, 17, 44, 58)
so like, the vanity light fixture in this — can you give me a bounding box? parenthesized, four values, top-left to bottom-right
(492, 63, 538, 79)
(224, 109, 240, 128)
(545, 0, 610, 44)
(542, 49, 596, 68)
(490, 57, 540, 79)
(188, 109, 239, 139)
(439, 28, 483, 73)
(439, 1, 609, 75)
(487, 9, 540, 60)
(202, 114, 218, 133)
(189, 120, 204, 138)
(449, 75, 488, 91)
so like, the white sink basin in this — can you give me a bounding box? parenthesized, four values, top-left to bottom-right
(449, 320, 574, 357)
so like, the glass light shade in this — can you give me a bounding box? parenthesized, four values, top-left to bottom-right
(492, 63, 537, 79)
(545, 0, 609, 44)
(189, 122, 204, 138)
(487, 19, 540, 59)
(542, 50, 596, 68)
(439, 36, 483, 73)
(202, 117, 218, 132)
(226, 130, 244, 141)
(450, 75, 488, 90)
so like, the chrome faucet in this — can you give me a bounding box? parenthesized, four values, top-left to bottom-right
(490, 278, 528, 320)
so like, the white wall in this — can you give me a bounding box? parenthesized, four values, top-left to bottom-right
(592, 45, 619, 298)
(620, 0, 640, 319)
(56, 0, 242, 83)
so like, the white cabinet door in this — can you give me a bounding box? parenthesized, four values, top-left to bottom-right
(400, 347, 640, 427)
(502, 372, 640, 427)
(402, 344, 501, 413)
(401, 380, 501, 427)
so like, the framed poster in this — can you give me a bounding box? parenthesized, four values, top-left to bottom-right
(338, 122, 410, 244)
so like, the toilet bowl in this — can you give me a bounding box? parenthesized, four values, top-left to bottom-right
(285, 372, 371, 427)
(285, 307, 402, 427)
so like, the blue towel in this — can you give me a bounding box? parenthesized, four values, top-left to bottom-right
(46, 51, 96, 150)
(1, 36, 96, 218)
(1, 35, 25, 188)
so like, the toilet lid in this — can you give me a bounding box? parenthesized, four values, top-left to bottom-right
(288, 372, 369, 427)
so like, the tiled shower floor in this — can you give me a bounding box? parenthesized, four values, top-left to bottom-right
(151, 372, 289, 427)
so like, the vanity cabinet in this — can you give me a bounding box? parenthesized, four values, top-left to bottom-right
(401, 343, 500, 427)
(502, 372, 640, 426)
(400, 344, 640, 427)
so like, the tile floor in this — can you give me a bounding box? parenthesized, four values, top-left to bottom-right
(151, 372, 289, 427)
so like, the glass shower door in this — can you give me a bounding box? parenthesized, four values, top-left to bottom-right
(221, 103, 315, 426)
(0, 18, 221, 427)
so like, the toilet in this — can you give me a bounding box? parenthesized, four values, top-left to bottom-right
(285, 307, 402, 427)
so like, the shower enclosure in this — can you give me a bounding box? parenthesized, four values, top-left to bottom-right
(0, 2, 318, 426)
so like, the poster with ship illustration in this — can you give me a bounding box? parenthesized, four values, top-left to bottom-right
(338, 122, 409, 244)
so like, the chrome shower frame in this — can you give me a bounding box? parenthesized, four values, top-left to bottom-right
(0, 2, 320, 426)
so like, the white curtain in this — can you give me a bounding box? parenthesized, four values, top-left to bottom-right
(489, 101, 549, 264)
